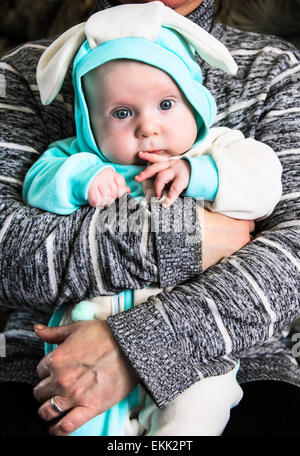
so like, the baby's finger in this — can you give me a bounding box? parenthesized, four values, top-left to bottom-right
(100, 196, 116, 207)
(107, 183, 118, 200)
(154, 168, 175, 199)
(135, 161, 169, 182)
(112, 173, 128, 198)
(98, 187, 116, 208)
(138, 151, 169, 163)
(88, 191, 103, 208)
(163, 179, 187, 208)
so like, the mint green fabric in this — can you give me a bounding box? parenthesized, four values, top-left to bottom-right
(23, 138, 113, 214)
(23, 137, 146, 214)
(184, 154, 219, 200)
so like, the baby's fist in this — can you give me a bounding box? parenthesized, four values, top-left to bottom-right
(88, 167, 130, 208)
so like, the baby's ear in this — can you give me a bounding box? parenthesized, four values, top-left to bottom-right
(37, 22, 86, 105)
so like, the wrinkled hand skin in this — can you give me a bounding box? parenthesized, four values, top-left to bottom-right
(34, 320, 138, 436)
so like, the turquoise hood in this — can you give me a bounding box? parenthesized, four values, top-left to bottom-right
(73, 26, 217, 164)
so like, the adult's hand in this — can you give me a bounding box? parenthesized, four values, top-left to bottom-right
(33, 321, 138, 436)
(201, 208, 255, 271)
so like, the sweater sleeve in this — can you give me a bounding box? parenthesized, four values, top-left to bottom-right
(0, 43, 202, 317)
(23, 138, 113, 215)
(108, 49, 300, 407)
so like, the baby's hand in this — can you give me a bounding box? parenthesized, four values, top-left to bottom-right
(135, 151, 191, 208)
(88, 167, 130, 208)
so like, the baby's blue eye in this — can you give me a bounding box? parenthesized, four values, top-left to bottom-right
(160, 100, 174, 110)
(112, 108, 131, 119)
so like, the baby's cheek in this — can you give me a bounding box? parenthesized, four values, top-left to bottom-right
(106, 138, 137, 165)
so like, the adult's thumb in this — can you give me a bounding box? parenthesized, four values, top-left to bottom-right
(34, 323, 72, 344)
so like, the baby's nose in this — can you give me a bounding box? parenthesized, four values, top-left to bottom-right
(136, 116, 160, 138)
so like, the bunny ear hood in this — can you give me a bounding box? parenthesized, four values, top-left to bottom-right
(37, 2, 237, 105)
(37, 1, 238, 154)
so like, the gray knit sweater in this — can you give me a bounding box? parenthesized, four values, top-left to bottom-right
(0, 0, 300, 409)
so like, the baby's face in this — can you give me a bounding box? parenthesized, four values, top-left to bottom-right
(84, 60, 198, 165)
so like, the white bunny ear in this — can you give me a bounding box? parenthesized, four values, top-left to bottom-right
(37, 23, 86, 105)
(160, 3, 238, 75)
(85, 2, 163, 48)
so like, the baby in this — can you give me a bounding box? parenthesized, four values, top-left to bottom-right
(84, 58, 202, 211)
(23, 2, 282, 436)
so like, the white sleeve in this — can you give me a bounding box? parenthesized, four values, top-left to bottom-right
(188, 127, 283, 220)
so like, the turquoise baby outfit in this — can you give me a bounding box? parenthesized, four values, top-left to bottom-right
(23, 21, 220, 436)
(23, 26, 219, 214)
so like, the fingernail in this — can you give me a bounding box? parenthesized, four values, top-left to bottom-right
(34, 324, 46, 331)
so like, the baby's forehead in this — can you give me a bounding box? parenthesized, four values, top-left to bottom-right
(82, 58, 195, 115)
